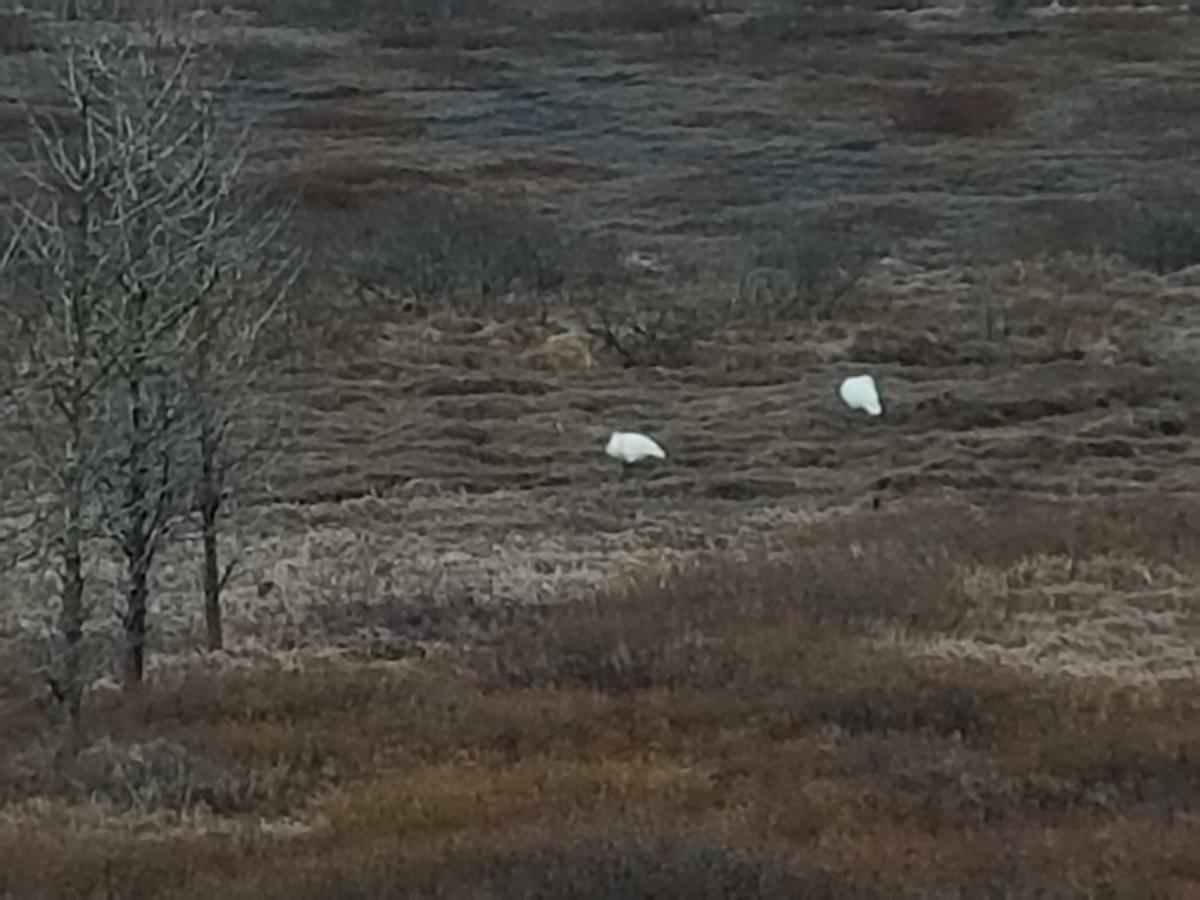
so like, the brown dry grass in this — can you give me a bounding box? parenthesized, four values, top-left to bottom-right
(5, 495, 1200, 896)
(272, 105, 428, 139)
(549, 0, 706, 35)
(8, 3, 1200, 896)
(889, 84, 1020, 138)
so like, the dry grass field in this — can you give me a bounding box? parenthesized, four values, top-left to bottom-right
(5, 0, 1200, 896)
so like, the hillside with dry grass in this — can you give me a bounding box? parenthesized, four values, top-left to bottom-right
(5, 0, 1200, 896)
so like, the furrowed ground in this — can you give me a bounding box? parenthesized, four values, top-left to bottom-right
(4, 0, 1200, 896)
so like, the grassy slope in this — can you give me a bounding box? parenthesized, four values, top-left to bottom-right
(4, 495, 1200, 896)
(4, 1, 1200, 897)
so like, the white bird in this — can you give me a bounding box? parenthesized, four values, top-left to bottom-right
(605, 430, 667, 465)
(839, 374, 883, 417)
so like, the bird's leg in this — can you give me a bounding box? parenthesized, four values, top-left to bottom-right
(609, 463, 624, 489)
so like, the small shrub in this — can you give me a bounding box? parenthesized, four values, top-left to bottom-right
(310, 587, 531, 650)
(997, 197, 1118, 260)
(487, 515, 960, 695)
(272, 104, 428, 138)
(1104, 193, 1200, 275)
(299, 187, 578, 306)
(990, 0, 1028, 19)
(376, 24, 441, 49)
(805, 677, 996, 741)
(889, 84, 1019, 137)
(382, 0, 500, 26)
(142, 664, 414, 727)
(1036, 729, 1200, 818)
(0, 12, 42, 54)
(224, 40, 334, 85)
(1071, 15, 1181, 64)
(265, 161, 454, 219)
(381, 45, 513, 85)
(0, 101, 29, 142)
(65, 737, 245, 813)
(1084, 84, 1200, 137)
(231, 0, 499, 29)
(739, 8, 900, 44)
(270, 826, 860, 900)
(733, 208, 879, 320)
(590, 0, 705, 33)
(584, 290, 711, 368)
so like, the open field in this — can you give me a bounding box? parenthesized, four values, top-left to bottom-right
(5, 0, 1200, 895)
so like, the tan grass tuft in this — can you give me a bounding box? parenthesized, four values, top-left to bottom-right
(519, 329, 600, 371)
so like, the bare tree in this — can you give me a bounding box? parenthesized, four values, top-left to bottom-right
(184, 224, 298, 653)
(0, 210, 107, 731)
(0, 30, 295, 701)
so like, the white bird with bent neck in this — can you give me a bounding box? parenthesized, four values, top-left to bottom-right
(605, 431, 666, 465)
(839, 375, 883, 417)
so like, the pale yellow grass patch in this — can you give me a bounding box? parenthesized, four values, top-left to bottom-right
(0, 796, 324, 843)
(888, 551, 1200, 684)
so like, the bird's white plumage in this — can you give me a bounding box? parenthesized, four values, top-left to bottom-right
(839, 374, 883, 416)
(606, 431, 666, 464)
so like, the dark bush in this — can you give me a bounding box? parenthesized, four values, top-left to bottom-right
(1105, 194, 1200, 274)
(64, 737, 245, 813)
(734, 208, 879, 320)
(995, 197, 1118, 260)
(738, 8, 901, 43)
(0, 12, 42, 54)
(300, 187, 579, 305)
(230, 0, 499, 29)
(577, 0, 706, 34)
(584, 288, 712, 368)
(998, 189, 1200, 275)
(271, 827, 874, 900)
(487, 520, 957, 695)
(890, 84, 1019, 137)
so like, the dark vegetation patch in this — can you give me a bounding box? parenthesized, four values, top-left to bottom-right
(0, 11, 43, 55)
(889, 84, 1020, 137)
(283, 184, 601, 305)
(5, 497, 1200, 895)
(5, 496, 1200, 895)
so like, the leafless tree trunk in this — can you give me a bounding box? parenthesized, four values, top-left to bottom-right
(105, 362, 177, 686)
(57, 425, 87, 727)
(190, 319, 234, 653)
(197, 387, 223, 651)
